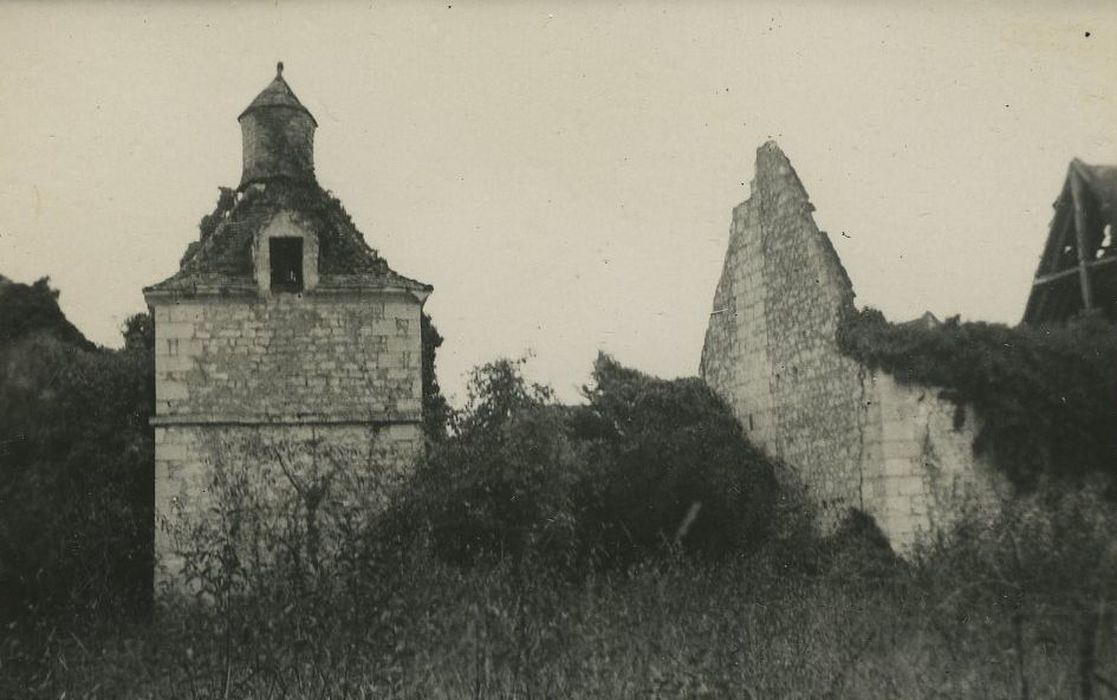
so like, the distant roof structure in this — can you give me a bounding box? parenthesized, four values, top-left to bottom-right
(901, 311, 942, 330)
(238, 61, 318, 127)
(1022, 159, 1117, 325)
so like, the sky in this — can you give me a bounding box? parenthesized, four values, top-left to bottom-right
(1, 1, 1114, 404)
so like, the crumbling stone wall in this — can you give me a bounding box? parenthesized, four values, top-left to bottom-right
(701, 142, 1001, 552)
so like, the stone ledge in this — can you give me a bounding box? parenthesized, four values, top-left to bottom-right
(151, 413, 421, 427)
(144, 285, 428, 304)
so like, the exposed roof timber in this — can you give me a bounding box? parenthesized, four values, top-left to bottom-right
(1038, 191, 1074, 275)
(1037, 169, 1075, 275)
(1032, 254, 1117, 287)
(1070, 166, 1096, 311)
(1022, 157, 1117, 325)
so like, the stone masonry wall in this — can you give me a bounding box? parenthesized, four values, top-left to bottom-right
(153, 422, 422, 588)
(702, 142, 867, 527)
(150, 290, 425, 587)
(700, 200, 778, 451)
(861, 373, 1002, 553)
(153, 294, 422, 421)
(751, 145, 868, 522)
(701, 142, 1001, 551)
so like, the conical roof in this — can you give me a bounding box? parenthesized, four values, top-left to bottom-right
(238, 62, 318, 127)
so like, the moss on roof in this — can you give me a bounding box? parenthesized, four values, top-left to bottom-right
(147, 180, 429, 294)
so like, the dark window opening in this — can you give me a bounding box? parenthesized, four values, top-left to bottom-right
(270, 237, 304, 293)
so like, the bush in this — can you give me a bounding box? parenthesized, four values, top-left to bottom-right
(0, 279, 153, 622)
(420, 311, 450, 442)
(399, 358, 585, 566)
(571, 354, 779, 561)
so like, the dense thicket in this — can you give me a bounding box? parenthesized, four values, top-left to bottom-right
(0, 280, 153, 620)
(572, 355, 779, 560)
(399, 354, 781, 567)
(838, 308, 1117, 489)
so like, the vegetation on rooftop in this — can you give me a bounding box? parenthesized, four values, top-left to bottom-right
(175, 180, 395, 280)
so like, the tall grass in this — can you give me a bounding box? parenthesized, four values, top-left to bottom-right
(4, 482, 1114, 699)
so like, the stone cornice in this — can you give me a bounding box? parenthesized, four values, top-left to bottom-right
(142, 284, 429, 305)
(151, 413, 421, 427)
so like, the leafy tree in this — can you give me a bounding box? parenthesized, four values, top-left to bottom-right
(0, 277, 93, 349)
(0, 282, 153, 620)
(122, 311, 155, 352)
(402, 358, 583, 566)
(400, 354, 782, 567)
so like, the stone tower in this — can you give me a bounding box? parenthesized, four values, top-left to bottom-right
(701, 142, 1001, 553)
(143, 64, 431, 586)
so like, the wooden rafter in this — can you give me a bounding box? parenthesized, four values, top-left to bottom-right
(1069, 167, 1096, 311)
(1032, 255, 1117, 288)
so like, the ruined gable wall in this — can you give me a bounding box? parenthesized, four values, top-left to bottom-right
(750, 144, 869, 524)
(700, 200, 778, 452)
(702, 144, 868, 527)
(702, 142, 1002, 548)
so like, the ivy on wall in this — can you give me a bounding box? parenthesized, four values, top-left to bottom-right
(837, 307, 1117, 489)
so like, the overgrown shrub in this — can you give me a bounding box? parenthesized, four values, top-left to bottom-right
(571, 353, 780, 562)
(399, 358, 586, 566)
(16, 489, 1115, 699)
(838, 308, 1117, 488)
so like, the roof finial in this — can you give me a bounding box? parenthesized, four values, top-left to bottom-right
(276, 61, 284, 78)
